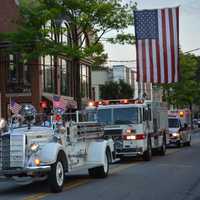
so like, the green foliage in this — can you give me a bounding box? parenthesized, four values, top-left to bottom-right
(163, 53, 200, 108)
(100, 80, 134, 100)
(0, 0, 136, 62)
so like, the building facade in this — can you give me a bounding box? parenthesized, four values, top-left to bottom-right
(0, 0, 92, 118)
(91, 65, 135, 100)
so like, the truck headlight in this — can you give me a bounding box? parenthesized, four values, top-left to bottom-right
(0, 118, 6, 129)
(172, 133, 180, 137)
(30, 143, 39, 152)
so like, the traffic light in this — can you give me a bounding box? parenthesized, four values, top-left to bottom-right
(179, 111, 184, 118)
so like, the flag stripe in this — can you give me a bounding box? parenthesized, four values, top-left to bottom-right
(165, 8, 172, 83)
(169, 8, 175, 83)
(142, 40, 147, 82)
(172, 8, 178, 82)
(152, 39, 158, 83)
(158, 10, 165, 83)
(176, 7, 180, 81)
(156, 39, 161, 83)
(138, 40, 143, 82)
(149, 40, 154, 83)
(136, 40, 140, 81)
(145, 39, 151, 82)
(161, 9, 168, 83)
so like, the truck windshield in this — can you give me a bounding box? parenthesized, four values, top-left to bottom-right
(97, 109, 112, 125)
(168, 118, 180, 128)
(113, 107, 138, 124)
(85, 110, 96, 121)
(97, 107, 138, 125)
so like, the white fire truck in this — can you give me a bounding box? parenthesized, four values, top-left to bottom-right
(0, 105, 114, 193)
(86, 99, 169, 161)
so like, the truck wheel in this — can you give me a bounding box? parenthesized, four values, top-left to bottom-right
(177, 140, 182, 148)
(185, 136, 191, 146)
(88, 151, 109, 178)
(143, 138, 152, 161)
(159, 137, 166, 156)
(48, 157, 65, 193)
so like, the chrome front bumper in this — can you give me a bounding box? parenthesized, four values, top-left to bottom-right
(0, 166, 51, 176)
(116, 147, 143, 157)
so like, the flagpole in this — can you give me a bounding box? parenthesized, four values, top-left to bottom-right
(9, 96, 13, 131)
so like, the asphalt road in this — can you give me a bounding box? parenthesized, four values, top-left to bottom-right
(1, 132, 200, 200)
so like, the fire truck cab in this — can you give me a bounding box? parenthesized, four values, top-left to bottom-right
(86, 99, 169, 161)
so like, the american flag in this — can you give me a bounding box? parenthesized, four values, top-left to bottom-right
(9, 100, 22, 115)
(134, 7, 179, 83)
(52, 95, 66, 110)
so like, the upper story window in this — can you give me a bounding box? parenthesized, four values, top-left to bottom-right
(42, 55, 55, 93)
(7, 54, 31, 93)
(44, 20, 72, 46)
(60, 20, 71, 45)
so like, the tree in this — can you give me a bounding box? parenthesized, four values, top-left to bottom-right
(100, 80, 134, 100)
(163, 53, 200, 124)
(0, 0, 136, 108)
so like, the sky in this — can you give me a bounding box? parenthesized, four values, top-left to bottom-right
(103, 0, 200, 68)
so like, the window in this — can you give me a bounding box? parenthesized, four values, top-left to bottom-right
(97, 109, 112, 125)
(113, 107, 138, 124)
(42, 55, 55, 93)
(60, 21, 71, 45)
(7, 54, 31, 93)
(80, 64, 89, 98)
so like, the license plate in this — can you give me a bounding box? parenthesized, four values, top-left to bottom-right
(124, 141, 135, 146)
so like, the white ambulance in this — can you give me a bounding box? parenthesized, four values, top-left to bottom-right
(168, 110, 191, 147)
(86, 99, 169, 161)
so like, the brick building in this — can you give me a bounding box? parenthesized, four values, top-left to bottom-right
(0, 0, 92, 118)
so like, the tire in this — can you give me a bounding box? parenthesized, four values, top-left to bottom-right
(143, 138, 152, 161)
(48, 156, 65, 193)
(159, 137, 166, 156)
(185, 136, 191, 147)
(88, 150, 109, 178)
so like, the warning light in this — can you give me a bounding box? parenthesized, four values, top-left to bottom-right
(88, 101, 94, 107)
(40, 101, 47, 109)
(55, 115, 62, 121)
(123, 99, 128, 104)
(98, 101, 102, 105)
(179, 111, 184, 118)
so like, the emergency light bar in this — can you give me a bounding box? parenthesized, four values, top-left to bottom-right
(88, 99, 144, 107)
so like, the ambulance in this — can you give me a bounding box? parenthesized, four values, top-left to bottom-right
(168, 110, 191, 147)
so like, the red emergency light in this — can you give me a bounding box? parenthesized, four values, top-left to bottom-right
(87, 99, 144, 107)
(40, 100, 48, 109)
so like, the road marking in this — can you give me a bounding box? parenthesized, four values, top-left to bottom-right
(111, 163, 138, 174)
(23, 192, 48, 200)
(157, 163, 193, 168)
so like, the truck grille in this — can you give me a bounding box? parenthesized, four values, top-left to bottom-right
(0, 134, 25, 170)
(104, 129, 123, 136)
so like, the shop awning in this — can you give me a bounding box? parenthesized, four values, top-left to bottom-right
(42, 93, 77, 109)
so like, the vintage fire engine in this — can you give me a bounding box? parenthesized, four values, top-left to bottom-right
(0, 105, 114, 192)
(86, 99, 169, 161)
(168, 110, 191, 147)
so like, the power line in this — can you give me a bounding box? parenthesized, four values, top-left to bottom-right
(106, 48, 200, 63)
(107, 59, 136, 63)
(184, 48, 200, 54)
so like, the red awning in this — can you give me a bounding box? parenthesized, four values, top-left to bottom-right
(42, 93, 77, 109)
